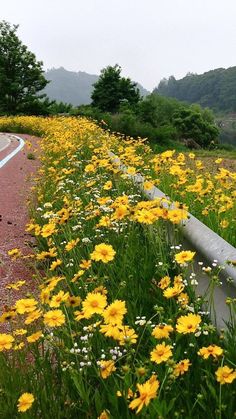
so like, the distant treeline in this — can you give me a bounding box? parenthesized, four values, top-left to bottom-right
(155, 67, 236, 112)
(71, 94, 219, 150)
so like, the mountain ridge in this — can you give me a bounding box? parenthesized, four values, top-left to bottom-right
(43, 67, 149, 106)
(154, 66, 236, 112)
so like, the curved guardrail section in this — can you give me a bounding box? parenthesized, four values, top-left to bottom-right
(109, 151, 236, 329)
(142, 177, 236, 285)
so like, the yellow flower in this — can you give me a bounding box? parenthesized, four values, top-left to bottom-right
(98, 410, 110, 419)
(66, 295, 81, 307)
(26, 222, 37, 233)
(94, 285, 108, 295)
(5, 280, 25, 290)
(163, 284, 184, 299)
(0, 333, 14, 351)
(24, 309, 42, 325)
(198, 345, 223, 359)
(41, 222, 57, 238)
(126, 166, 136, 175)
(90, 243, 116, 263)
(0, 310, 17, 323)
(17, 393, 35, 412)
(7, 248, 22, 258)
(168, 209, 188, 224)
(14, 342, 25, 351)
(129, 375, 159, 413)
(103, 180, 112, 190)
(112, 205, 129, 220)
(220, 220, 229, 229)
(176, 313, 201, 334)
(143, 181, 154, 191)
(161, 150, 175, 159)
(43, 309, 65, 327)
(215, 366, 236, 384)
(177, 292, 189, 307)
(150, 342, 173, 364)
(82, 292, 107, 318)
(84, 163, 96, 173)
(99, 360, 116, 379)
(79, 259, 92, 269)
(74, 310, 87, 321)
(48, 247, 57, 257)
(103, 300, 127, 325)
(195, 160, 203, 169)
(175, 250, 195, 264)
(27, 331, 43, 343)
(158, 276, 170, 289)
(174, 274, 184, 286)
(71, 270, 85, 282)
(40, 289, 50, 304)
(44, 275, 64, 291)
(65, 238, 80, 251)
(152, 324, 174, 339)
(97, 216, 112, 228)
(13, 329, 27, 336)
(49, 258, 62, 271)
(50, 291, 69, 308)
(134, 209, 155, 224)
(57, 207, 70, 224)
(15, 298, 38, 314)
(173, 359, 191, 376)
(119, 326, 138, 345)
(100, 324, 121, 340)
(36, 251, 50, 261)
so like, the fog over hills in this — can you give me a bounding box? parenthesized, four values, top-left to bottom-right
(43, 67, 149, 106)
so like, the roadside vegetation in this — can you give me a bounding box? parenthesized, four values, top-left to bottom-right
(0, 116, 235, 418)
(0, 116, 235, 247)
(71, 65, 220, 150)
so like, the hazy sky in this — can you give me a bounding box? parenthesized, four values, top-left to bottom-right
(1, 0, 236, 90)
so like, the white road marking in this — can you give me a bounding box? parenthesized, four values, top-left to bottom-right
(0, 134, 25, 169)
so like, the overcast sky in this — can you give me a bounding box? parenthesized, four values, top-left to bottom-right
(1, 0, 236, 90)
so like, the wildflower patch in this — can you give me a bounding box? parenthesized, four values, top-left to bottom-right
(0, 116, 235, 418)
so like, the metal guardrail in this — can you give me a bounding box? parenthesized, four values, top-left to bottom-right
(109, 152, 236, 329)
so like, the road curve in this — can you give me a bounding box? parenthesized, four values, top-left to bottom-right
(0, 134, 25, 169)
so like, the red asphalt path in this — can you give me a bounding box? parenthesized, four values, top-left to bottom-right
(0, 134, 40, 322)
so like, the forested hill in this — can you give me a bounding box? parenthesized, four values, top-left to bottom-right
(43, 67, 149, 106)
(154, 67, 236, 112)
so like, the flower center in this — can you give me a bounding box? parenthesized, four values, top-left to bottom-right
(140, 392, 148, 401)
(109, 308, 118, 316)
(100, 250, 108, 256)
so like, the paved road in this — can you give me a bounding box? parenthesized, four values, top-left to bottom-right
(0, 135, 10, 152)
(0, 133, 39, 325)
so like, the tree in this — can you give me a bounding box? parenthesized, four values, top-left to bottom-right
(0, 21, 49, 114)
(91, 64, 140, 113)
(172, 106, 219, 147)
(138, 94, 182, 127)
